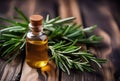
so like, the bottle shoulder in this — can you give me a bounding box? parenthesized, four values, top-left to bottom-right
(26, 31, 48, 41)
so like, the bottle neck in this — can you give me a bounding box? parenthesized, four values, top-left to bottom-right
(29, 23, 43, 35)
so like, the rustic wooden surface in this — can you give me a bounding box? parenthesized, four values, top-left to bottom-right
(0, 0, 120, 81)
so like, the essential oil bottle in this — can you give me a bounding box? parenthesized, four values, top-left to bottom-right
(26, 15, 48, 68)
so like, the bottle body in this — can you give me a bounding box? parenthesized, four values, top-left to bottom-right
(26, 31, 48, 68)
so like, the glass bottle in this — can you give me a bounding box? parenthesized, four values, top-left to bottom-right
(26, 15, 48, 68)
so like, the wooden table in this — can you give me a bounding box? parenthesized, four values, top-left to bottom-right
(0, 0, 120, 81)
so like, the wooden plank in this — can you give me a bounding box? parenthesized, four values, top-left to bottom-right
(79, 0, 120, 81)
(61, 70, 104, 81)
(0, 54, 24, 81)
(20, 61, 59, 81)
(58, 0, 82, 24)
(58, 0, 106, 81)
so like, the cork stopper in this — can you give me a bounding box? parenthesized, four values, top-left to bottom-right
(30, 15, 43, 26)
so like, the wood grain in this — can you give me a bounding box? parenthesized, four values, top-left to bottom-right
(80, 1, 120, 81)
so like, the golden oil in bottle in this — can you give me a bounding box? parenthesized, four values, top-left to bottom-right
(26, 15, 48, 68)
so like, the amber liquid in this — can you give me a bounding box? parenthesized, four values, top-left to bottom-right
(26, 37, 48, 68)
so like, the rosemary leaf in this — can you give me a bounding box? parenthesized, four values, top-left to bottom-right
(0, 8, 106, 75)
(55, 17, 75, 24)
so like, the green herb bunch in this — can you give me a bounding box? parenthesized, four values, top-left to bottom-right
(0, 8, 106, 74)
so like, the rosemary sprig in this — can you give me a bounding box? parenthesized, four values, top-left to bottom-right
(0, 8, 106, 74)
